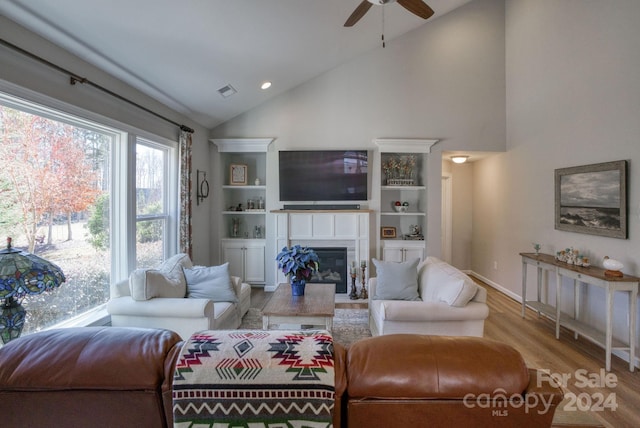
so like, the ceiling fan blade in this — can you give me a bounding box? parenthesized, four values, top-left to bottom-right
(397, 0, 435, 20)
(344, 0, 373, 27)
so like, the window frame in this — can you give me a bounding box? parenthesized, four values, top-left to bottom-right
(135, 137, 179, 265)
(0, 80, 180, 328)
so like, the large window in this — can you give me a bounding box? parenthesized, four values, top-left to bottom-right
(0, 92, 178, 335)
(136, 140, 177, 269)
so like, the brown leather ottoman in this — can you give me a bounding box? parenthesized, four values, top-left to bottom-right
(346, 334, 563, 428)
(0, 327, 182, 428)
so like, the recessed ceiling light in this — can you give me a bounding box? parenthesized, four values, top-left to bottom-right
(451, 155, 469, 164)
(260, 81, 272, 90)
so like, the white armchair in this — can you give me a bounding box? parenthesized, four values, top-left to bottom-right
(107, 254, 251, 339)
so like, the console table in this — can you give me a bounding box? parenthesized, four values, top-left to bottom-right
(520, 252, 638, 371)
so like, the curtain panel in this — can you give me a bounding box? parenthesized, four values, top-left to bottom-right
(179, 131, 193, 258)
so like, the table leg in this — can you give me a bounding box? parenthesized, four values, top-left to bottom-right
(522, 259, 527, 318)
(326, 317, 333, 332)
(262, 315, 269, 330)
(605, 288, 613, 371)
(574, 279, 579, 340)
(537, 266, 543, 316)
(629, 288, 637, 372)
(555, 271, 562, 339)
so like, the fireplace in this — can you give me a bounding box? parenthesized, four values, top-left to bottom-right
(310, 247, 348, 293)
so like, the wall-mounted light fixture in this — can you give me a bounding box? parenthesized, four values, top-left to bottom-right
(196, 170, 209, 205)
(451, 155, 469, 164)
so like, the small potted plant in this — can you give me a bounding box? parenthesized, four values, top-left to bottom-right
(276, 245, 320, 296)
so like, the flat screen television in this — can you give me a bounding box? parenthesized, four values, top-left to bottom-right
(279, 150, 368, 201)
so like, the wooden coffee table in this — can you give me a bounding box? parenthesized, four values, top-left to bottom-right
(262, 283, 335, 331)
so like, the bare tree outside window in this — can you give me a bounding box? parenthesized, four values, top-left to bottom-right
(0, 104, 112, 334)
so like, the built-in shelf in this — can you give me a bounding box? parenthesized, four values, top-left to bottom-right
(210, 138, 274, 286)
(381, 212, 426, 216)
(222, 185, 266, 190)
(374, 138, 438, 262)
(222, 210, 267, 215)
(381, 185, 426, 191)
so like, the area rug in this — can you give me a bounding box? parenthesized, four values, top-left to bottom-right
(239, 308, 371, 347)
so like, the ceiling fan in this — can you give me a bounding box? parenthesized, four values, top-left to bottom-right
(344, 0, 435, 27)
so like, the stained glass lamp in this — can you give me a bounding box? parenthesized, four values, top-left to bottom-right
(0, 237, 66, 344)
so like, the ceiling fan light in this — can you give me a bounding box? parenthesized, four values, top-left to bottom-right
(451, 155, 468, 164)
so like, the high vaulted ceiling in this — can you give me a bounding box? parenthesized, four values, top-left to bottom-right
(1, 0, 473, 129)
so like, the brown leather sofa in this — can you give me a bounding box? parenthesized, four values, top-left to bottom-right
(0, 327, 563, 427)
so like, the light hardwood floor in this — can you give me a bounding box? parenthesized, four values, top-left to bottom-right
(479, 277, 639, 428)
(249, 281, 639, 427)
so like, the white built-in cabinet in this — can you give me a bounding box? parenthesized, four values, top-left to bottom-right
(210, 138, 274, 286)
(222, 239, 266, 284)
(381, 240, 425, 263)
(374, 139, 437, 263)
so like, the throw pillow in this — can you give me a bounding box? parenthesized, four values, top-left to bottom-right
(372, 258, 420, 301)
(418, 259, 478, 307)
(129, 253, 192, 301)
(184, 263, 238, 302)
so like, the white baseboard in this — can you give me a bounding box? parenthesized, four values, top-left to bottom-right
(466, 270, 639, 371)
(465, 270, 522, 303)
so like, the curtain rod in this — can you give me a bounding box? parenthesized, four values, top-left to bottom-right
(0, 38, 194, 134)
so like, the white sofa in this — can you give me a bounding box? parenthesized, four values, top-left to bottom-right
(107, 254, 251, 339)
(368, 257, 489, 337)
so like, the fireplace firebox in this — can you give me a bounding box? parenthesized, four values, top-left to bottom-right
(310, 247, 348, 293)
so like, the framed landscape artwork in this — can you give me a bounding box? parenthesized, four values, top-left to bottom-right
(555, 160, 627, 239)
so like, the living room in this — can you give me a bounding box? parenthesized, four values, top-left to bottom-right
(0, 0, 638, 426)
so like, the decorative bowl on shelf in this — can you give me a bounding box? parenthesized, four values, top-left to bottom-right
(393, 205, 407, 213)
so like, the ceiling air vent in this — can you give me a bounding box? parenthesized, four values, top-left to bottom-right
(217, 84, 237, 98)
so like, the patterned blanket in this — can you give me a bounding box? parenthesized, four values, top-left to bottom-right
(173, 330, 335, 428)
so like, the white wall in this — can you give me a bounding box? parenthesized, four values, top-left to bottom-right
(472, 0, 640, 362)
(450, 161, 474, 269)
(0, 16, 212, 266)
(211, 0, 507, 283)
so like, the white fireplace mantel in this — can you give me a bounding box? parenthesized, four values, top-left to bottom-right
(271, 210, 371, 292)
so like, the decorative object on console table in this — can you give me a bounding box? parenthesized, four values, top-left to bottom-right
(603, 256, 624, 278)
(230, 163, 247, 185)
(276, 245, 320, 297)
(0, 237, 66, 344)
(532, 243, 541, 255)
(555, 160, 627, 239)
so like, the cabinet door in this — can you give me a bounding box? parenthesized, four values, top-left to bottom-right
(244, 244, 265, 283)
(382, 247, 404, 263)
(223, 244, 245, 281)
(404, 246, 425, 262)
